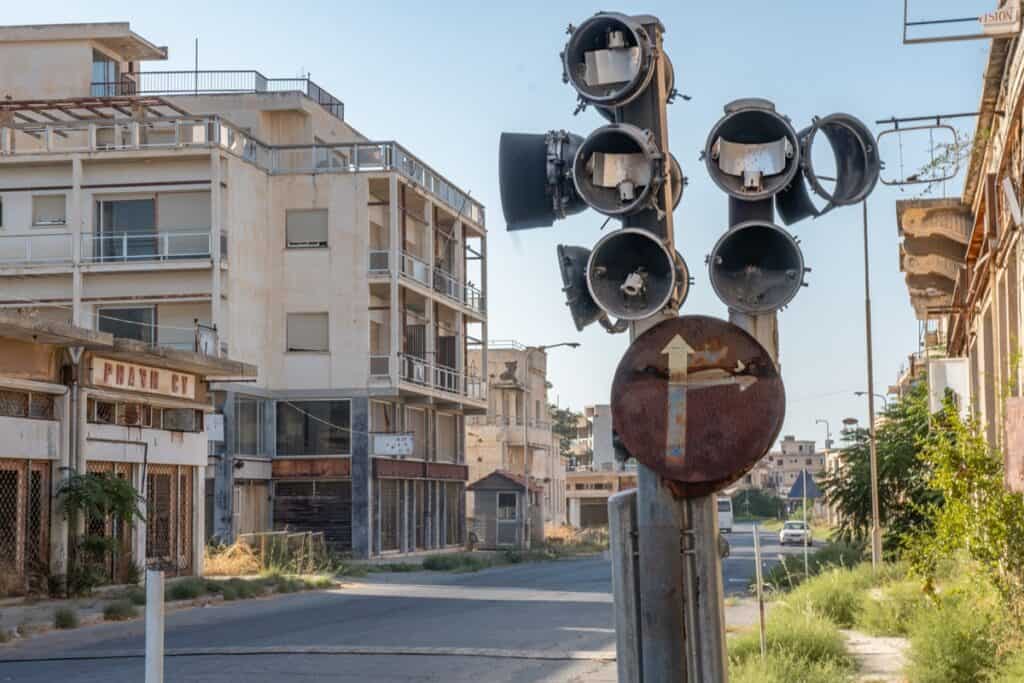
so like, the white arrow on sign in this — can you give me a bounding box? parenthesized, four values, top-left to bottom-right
(663, 334, 694, 459)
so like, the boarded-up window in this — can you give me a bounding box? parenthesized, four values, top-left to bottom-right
(437, 413, 456, 463)
(286, 209, 328, 248)
(276, 400, 351, 456)
(287, 313, 329, 352)
(32, 195, 66, 226)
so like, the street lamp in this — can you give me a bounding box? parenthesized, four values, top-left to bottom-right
(854, 391, 889, 410)
(814, 418, 832, 451)
(859, 200, 882, 570)
(521, 341, 580, 549)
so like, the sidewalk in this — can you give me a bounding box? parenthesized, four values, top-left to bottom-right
(841, 629, 909, 683)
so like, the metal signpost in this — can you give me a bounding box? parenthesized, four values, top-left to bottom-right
(496, 10, 880, 681)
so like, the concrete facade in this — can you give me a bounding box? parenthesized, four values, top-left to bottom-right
(465, 343, 566, 530)
(0, 312, 252, 595)
(0, 22, 487, 558)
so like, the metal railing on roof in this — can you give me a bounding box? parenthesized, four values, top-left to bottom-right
(0, 115, 484, 227)
(90, 71, 345, 121)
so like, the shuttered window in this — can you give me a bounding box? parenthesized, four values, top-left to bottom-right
(33, 195, 66, 226)
(286, 209, 328, 248)
(287, 313, 329, 352)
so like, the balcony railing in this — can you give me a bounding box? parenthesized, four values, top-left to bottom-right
(0, 115, 485, 228)
(388, 353, 485, 401)
(91, 71, 345, 121)
(0, 233, 73, 265)
(81, 231, 212, 263)
(401, 252, 431, 287)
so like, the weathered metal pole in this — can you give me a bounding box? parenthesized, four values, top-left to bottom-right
(523, 348, 531, 550)
(145, 569, 165, 683)
(802, 469, 809, 578)
(683, 496, 728, 680)
(609, 490, 642, 681)
(752, 523, 767, 659)
(862, 199, 882, 569)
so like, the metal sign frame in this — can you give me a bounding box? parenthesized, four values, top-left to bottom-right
(876, 123, 961, 186)
(903, 0, 1022, 44)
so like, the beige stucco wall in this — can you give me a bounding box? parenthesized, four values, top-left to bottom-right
(0, 41, 93, 99)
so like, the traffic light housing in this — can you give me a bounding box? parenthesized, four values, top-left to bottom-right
(703, 99, 879, 314)
(499, 12, 682, 332)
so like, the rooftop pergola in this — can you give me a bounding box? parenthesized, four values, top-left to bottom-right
(0, 96, 191, 127)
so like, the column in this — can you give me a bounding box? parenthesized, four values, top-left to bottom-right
(350, 397, 373, 558)
(210, 151, 224, 337)
(70, 157, 83, 325)
(213, 391, 236, 542)
(193, 469, 205, 576)
(389, 176, 401, 385)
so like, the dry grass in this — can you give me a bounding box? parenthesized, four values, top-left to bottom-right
(203, 542, 262, 576)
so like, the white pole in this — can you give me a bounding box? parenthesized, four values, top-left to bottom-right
(802, 469, 809, 578)
(145, 569, 165, 683)
(752, 523, 767, 660)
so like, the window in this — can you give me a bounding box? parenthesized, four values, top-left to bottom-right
(162, 408, 201, 432)
(287, 313, 329, 352)
(805, 458, 812, 466)
(276, 400, 351, 456)
(98, 306, 155, 345)
(497, 492, 517, 521)
(32, 195, 66, 226)
(95, 198, 156, 260)
(286, 209, 328, 248)
(91, 50, 121, 96)
(235, 396, 263, 455)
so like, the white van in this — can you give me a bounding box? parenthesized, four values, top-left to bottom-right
(717, 497, 733, 533)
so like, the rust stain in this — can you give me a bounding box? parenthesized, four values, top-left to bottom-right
(612, 315, 785, 497)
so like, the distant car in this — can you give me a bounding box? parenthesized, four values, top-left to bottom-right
(779, 520, 812, 546)
(717, 497, 733, 533)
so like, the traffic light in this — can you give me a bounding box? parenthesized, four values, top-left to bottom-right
(703, 99, 879, 313)
(499, 12, 684, 332)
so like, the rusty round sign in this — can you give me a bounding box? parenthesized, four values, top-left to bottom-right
(611, 315, 785, 497)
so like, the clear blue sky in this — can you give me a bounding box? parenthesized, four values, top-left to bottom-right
(9, 0, 993, 444)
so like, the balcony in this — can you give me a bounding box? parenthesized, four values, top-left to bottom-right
(0, 234, 73, 266)
(369, 353, 485, 403)
(0, 115, 485, 228)
(82, 231, 213, 263)
(373, 251, 484, 315)
(91, 71, 345, 121)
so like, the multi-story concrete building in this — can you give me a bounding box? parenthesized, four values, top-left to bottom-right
(569, 408, 594, 469)
(566, 470, 637, 528)
(0, 22, 487, 558)
(466, 342, 566, 530)
(752, 436, 827, 496)
(891, 34, 1024, 491)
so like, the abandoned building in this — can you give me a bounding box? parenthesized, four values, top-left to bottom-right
(0, 312, 253, 595)
(0, 22, 487, 558)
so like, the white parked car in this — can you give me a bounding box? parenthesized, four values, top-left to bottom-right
(779, 520, 812, 546)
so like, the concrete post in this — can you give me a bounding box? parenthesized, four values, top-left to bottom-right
(350, 397, 372, 558)
(145, 569, 165, 683)
(609, 490, 641, 682)
(213, 390, 235, 543)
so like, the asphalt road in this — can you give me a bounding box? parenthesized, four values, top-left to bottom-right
(0, 528, 811, 682)
(722, 521, 816, 596)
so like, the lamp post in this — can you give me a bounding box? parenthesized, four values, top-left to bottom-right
(815, 419, 833, 526)
(521, 341, 580, 549)
(860, 200, 882, 571)
(854, 391, 889, 411)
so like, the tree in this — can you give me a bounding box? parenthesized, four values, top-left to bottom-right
(907, 404, 1024, 625)
(549, 403, 582, 460)
(731, 488, 783, 519)
(820, 380, 940, 553)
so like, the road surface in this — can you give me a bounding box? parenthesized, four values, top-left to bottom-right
(0, 527, 809, 682)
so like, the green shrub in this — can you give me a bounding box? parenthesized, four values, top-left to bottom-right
(991, 650, 1024, 683)
(103, 600, 137, 621)
(220, 584, 239, 601)
(274, 577, 302, 594)
(501, 549, 523, 564)
(165, 577, 206, 601)
(761, 541, 866, 590)
(422, 554, 462, 571)
(786, 568, 864, 628)
(309, 576, 334, 589)
(857, 579, 928, 637)
(335, 563, 369, 578)
(225, 578, 260, 599)
(54, 608, 79, 630)
(125, 586, 147, 606)
(369, 562, 420, 572)
(730, 650, 854, 683)
(729, 607, 852, 669)
(906, 593, 1001, 683)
